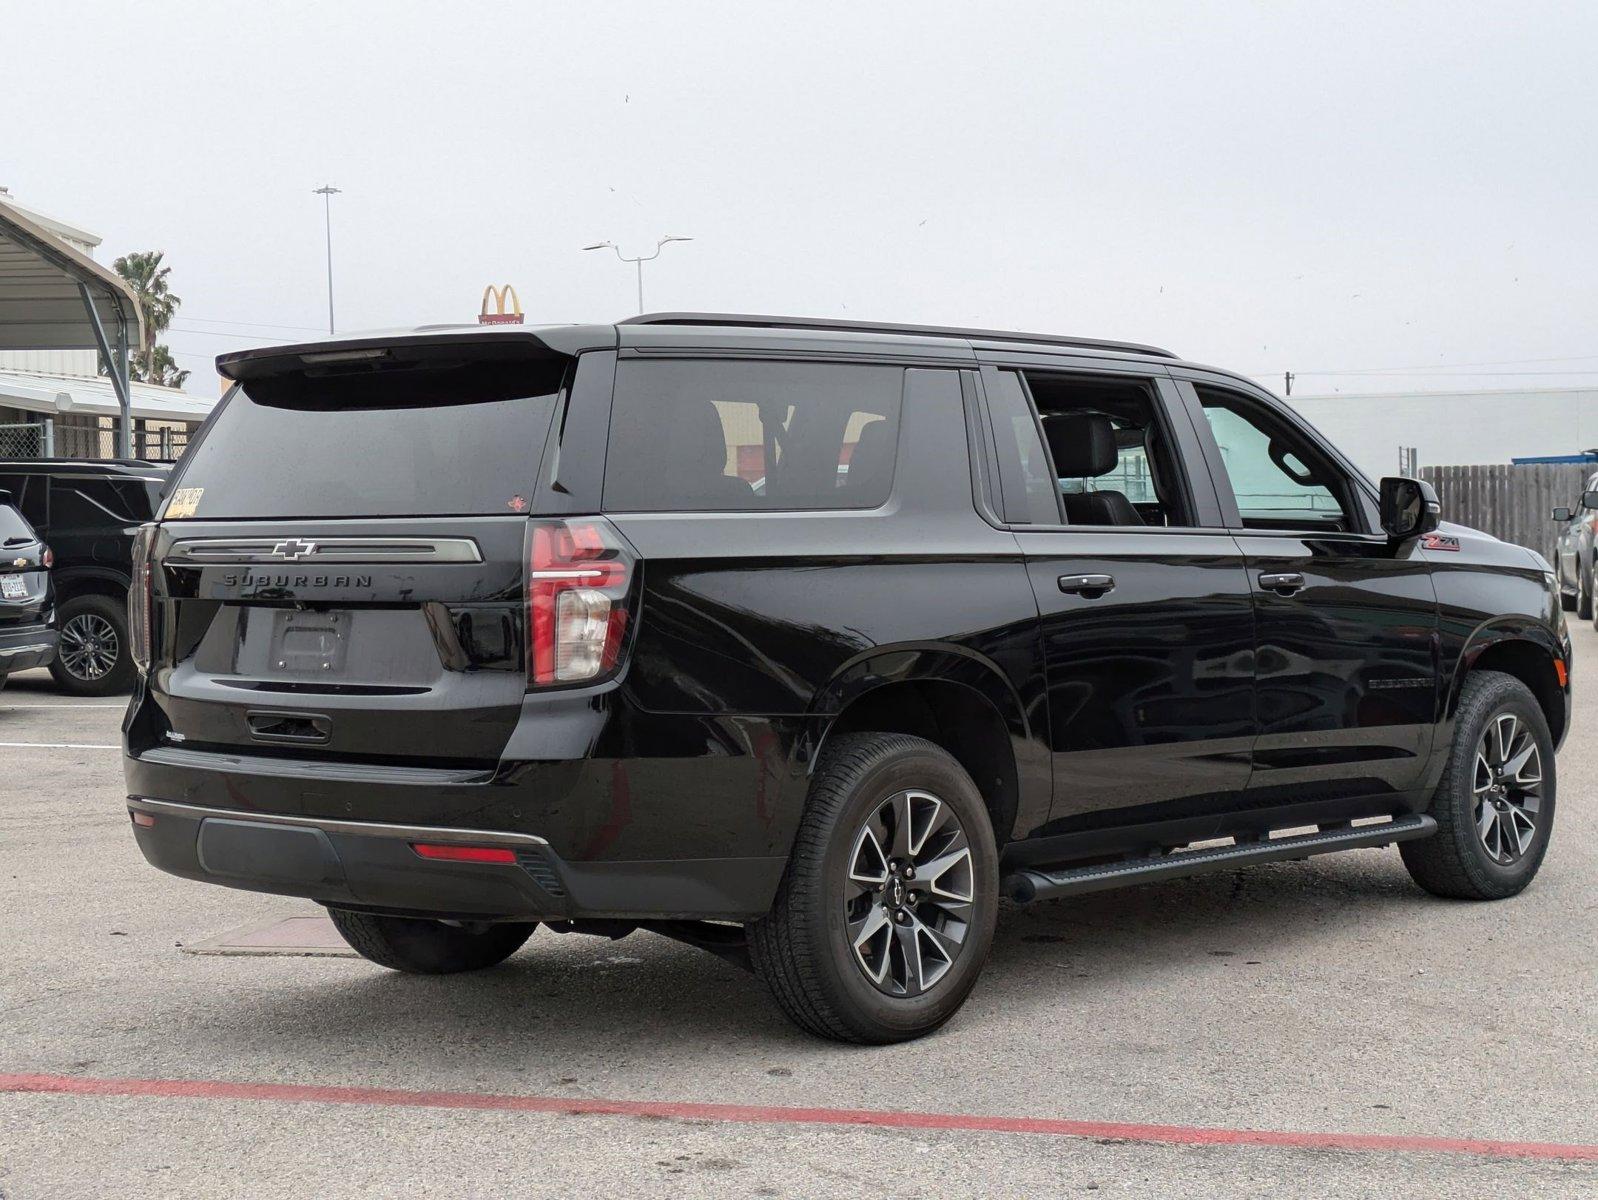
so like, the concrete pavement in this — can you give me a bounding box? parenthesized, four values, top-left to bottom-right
(1, 621, 1594, 1196)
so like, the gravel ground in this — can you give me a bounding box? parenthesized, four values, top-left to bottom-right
(1, 622, 1593, 1197)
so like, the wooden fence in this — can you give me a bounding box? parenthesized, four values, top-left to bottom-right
(1419, 463, 1591, 565)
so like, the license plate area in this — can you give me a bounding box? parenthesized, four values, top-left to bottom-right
(268, 609, 350, 674)
(0, 575, 26, 600)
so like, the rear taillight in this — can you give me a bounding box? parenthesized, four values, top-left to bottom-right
(129, 523, 156, 674)
(41, 545, 52, 569)
(526, 517, 635, 687)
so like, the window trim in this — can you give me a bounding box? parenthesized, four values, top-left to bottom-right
(971, 362, 1221, 535)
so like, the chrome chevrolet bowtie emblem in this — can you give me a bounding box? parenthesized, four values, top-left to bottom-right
(270, 539, 318, 561)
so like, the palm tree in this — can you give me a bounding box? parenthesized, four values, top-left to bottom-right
(112, 251, 181, 382)
(146, 345, 190, 389)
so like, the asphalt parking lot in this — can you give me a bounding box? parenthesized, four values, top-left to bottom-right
(2, 634, 1595, 1199)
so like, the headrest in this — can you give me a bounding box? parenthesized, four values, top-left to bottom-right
(680, 400, 733, 473)
(1045, 413, 1118, 478)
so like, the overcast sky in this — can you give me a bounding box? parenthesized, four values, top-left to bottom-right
(4, 0, 1595, 396)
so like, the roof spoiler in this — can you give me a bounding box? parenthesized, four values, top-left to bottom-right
(217, 328, 601, 383)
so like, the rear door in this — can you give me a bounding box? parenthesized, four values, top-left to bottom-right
(1173, 374, 1439, 802)
(975, 357, 1257, 831)
(144, 337, 572, 765)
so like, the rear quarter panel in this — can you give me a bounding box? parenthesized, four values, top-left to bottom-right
(605, 366, 1048, 860)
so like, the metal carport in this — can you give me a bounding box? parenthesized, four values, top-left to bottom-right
(0, 193, 145, 457)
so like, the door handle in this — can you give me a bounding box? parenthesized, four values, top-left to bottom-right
(1059, 573, 1115, 596)
(1258, 571, 1306, 595)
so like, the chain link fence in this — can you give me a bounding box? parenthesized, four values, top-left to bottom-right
(0, 422, 43, 458)
(0, 418, 189, 463)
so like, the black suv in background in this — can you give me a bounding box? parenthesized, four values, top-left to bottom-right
(0, 495, 55, 688)
(0, 460, 168, 694)
(124, 315, 1569, 1043)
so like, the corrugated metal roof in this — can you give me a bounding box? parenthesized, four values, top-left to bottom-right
(0, 367, 213, 423)
(0, 195, 144, 352)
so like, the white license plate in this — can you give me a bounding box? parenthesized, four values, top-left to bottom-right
(0, 575, 26, 599)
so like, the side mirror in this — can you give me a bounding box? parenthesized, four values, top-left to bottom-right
(1379, 476, 1440, 540)
(1583, 490, 1598, 510)
(1553, 507, 1574, 523)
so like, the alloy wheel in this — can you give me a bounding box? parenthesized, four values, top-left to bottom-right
(844, 789, 976, 997)
(1474, 712, 1542, 865)
(58, 612, 119, 682)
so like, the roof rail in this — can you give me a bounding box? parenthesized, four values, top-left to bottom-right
(619, 312, 1177, 359)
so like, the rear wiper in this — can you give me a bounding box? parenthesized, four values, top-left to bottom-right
(2, 537, 32, 548)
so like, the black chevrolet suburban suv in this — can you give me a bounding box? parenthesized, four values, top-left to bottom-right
(0, 459, 168, 694)
(124, 315, 1570, 1043)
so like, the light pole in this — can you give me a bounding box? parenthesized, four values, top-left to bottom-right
(582, 236, 693, 313)
(313, 185, 341, 334)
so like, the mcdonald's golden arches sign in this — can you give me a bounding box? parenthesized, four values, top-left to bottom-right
(479, 284, 524, 325)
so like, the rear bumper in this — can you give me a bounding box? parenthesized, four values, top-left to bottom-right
(0, 628, 57, 675)
(126, 797, 784, 922)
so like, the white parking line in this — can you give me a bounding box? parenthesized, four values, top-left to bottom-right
(0, 704, 126, 710)
(0, 741, 119, 750)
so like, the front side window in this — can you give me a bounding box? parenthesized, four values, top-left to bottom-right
(1195, 386, 1359, 532)
(604, 360, 903, 512)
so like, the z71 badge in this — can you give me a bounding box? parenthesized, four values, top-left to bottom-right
(1421, 533, 1460, 552)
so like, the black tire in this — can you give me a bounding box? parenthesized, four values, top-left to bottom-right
(1401, 671, 1556, 900)
(749, 733, 999, 1044)
(326, 907, 536, 974)
(49, 594, 136, 696)
(1579, 562, 1594, 621)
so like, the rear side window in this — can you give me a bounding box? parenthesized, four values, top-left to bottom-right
(604, 360, 903, 512)
(48, 478, 159, 529)
(981, 371, 1062, 525)
(168, 356, 564, 519)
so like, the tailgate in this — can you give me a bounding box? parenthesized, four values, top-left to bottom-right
(137, 337, 570, 765)
(152, 516, 529, 763)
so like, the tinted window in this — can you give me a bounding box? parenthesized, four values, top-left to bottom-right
(1196, 387, 1357, 531)
(982, 371, 1061, 524)
(0, 474, 47, 530)
(0, 503, 34, 542)
(48, 478, 158, 529)
(169, 359, 563, 519)
(604, 360, 902, 511)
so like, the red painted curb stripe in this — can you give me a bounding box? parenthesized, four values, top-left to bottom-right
(2, 1073, 1594, 1162)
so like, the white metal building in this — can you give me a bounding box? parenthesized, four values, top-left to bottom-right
(1287, 386, 1598, 479)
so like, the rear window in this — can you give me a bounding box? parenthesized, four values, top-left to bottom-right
(604, 359, 903, 512)
(168, 357, 564, 519)
(0, 503, 34, 543)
